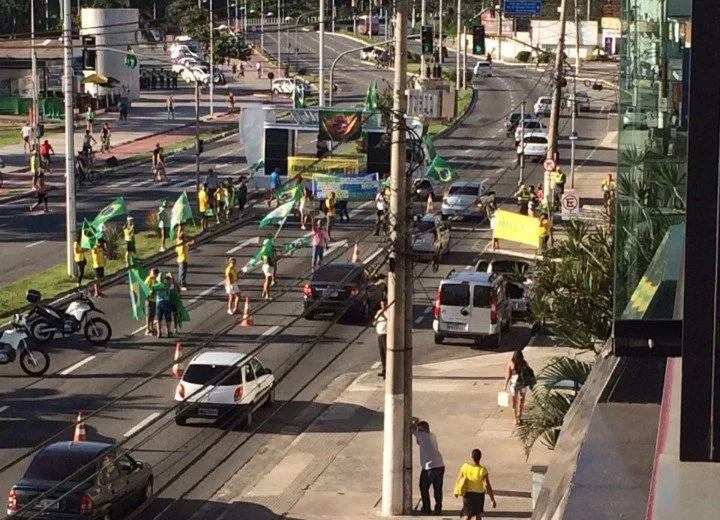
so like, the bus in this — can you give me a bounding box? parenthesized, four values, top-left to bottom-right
(357, 15, 380, 36)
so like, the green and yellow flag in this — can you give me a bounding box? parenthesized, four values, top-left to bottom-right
(423, 134, 437, 160)
(170, 192, 194, 238)
(80, 219, 97, 249)
(260, 199, 296, 228)
(93, 197, 128, 227)
(171, 291, 191, 329)
(248, 159, 264, 177)
(283, 235, 312, 255)
(425, 155, 458, 183)
(128, 267, 151, 320)
(273, 184, 304, 204)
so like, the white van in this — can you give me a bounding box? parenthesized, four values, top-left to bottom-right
(432, 271, 512, 347)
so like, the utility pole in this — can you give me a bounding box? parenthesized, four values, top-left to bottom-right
(497, 2, 502, 61)
(332, 0, 336, 32)
(319, 0, 326, 106)
(235, 0, 238, 30)
(455, 0, 461, 90)
(520, 99, 525, 182)
(573, 0, 581, 73)
(420, 0, 426, 76)
(63, 0, 76, 277)
(382, 0, 410, 515)
(462, 24, 467, 88)
(30, 0, 39, 153)
(438, 0, 443, 64)
(244, 0, 247, 35)
(570, 0, 579, 188)
(209, 0, 215, 116)
(587, 0, 591, 20)
(227, 0, 231, 25)
(277, 0, 282, 66)
(261, 0, 265, 51)
(546, 0, 567, 169)
(195, 80, 201, 193)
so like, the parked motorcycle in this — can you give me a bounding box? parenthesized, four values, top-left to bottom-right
(27, 290, 112, 346)
(0, 315, 50, 376)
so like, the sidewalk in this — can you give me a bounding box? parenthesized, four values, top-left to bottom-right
(192, 344, 582, 520)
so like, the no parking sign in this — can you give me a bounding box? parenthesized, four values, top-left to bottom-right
(561, 190, 580, 220)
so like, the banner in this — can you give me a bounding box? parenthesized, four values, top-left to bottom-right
(287, 155, 367, 180)
(492, 209, 541, 248)
(128, 267, 151, 320)
(319, 110, 363, 142)
(312, 173, 380, 201)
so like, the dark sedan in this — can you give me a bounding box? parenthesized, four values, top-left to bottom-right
(8, 441, 153, 519)
(303, 263, 386, 322)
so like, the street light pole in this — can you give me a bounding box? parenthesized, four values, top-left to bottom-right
(30, 0, 39, 152)
(462, 24, 467, 88)
(420, 0, 426, 77)
(438, 0, 443, 64)
(546, 0, 567, 169)
(455, 0, 461, 90)
(332, 0, 336, 32)
(63, 0, 76, 277)
(277, 0, 282, 66)
(210, 0, 215, 116)
(195, 80, 202, 192)
(318, 0, 326, 106)
(261, 0, 265, 50)
(244, 0, 247, 35)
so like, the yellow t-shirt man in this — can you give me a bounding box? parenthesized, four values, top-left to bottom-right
(74, 242, 87, 263)
(175, 240, 189, 264)
(459, 463, 488, 493)
(123, 223, 135, 242)
(538, 218, 551, 238)
(199, 189, 210, 213)
(91, 243, 106, 268)
(325, 197, 336, 217)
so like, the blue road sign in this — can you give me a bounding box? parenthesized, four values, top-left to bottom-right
(503, 0, 543, 17)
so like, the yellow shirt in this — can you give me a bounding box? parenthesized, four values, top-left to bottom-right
(175, 240, 189, 263)
(30, 155, 39, 174)
(123, 224, 134, 242)
(199, 190, 210, 213)
(225, 265, 238, 284)
(215, 188, 226, 202)
(74, 242, 87, 263)
(91, 245, 105, 268)
(460, 463, 487, 493)
(538, 220, 551, 238)
(144, 274, 157, 300)
(326, 198, 336, 217)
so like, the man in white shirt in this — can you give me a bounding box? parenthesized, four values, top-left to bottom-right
(21, 123, 32, 154)
(412, 420, 445, 515)
(373, 299, 388, 378)
(374, 191, 387, 236)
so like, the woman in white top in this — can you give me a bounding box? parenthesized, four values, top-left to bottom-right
(373, 299, 388, 378)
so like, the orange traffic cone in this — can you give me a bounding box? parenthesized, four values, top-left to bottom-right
(351, 243, 361, 263)
(240, 297, 254, 327)
(426, 193, 434, 214)
(73, 411, 87, 442)
(172, 342, 184, 379)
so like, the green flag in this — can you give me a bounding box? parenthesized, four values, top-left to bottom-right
(128, 267, 151, 320)
(248, 159, 264, 177)
(260, 199, 296, 228)
(92, 197, 127, 227)
(426, 155, 458, 183)
(80, 219, 97, 250)
(292, 85, 307, 108)
(241, 250, 263, 273)
(423, 134, 437, 160)
(171, 291, 190, 329)
(364, 81, 378, 111)
(170, 192, 193, 238)
(283, 235, 312, 255)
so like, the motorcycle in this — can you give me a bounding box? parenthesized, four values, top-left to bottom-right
(0, 315, 50, 376)
(27, 290, 112, 346)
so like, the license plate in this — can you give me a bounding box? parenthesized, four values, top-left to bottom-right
(36, 499, 60, 510)
(329, 291, 339, 297)
(443, 322, 465, 331)
(198, 408, 219, 417)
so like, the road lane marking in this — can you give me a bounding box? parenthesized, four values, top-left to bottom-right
(25, 240, 46, 249)
(188, 281, 224, 305)
(0, 405, 9, 414)
(130, 325, 147, 336)
(124, 412, 161, 438)
(364, 247, 384, 265)
(215, 163, 230, 169)
(348, 200, 372, 218)
(423, 306, 433, 314)
(325, 239, 349, 256)
(174, 180, 196, 188)
(414, 315, 424, 324)
(226, 236, 260, 254)
(599, 131, 618, 148)
(371, 361, 381, 370)
(260, 325, 281, 338)
(59, 355, 97, 376)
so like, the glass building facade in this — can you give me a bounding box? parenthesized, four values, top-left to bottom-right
(614, 0, 691, 323)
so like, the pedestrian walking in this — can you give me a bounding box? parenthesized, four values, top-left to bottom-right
(256, 61, 262, 79)
(175, 231, 194, 291)
(538, 213, 550, 252)
(29, 171, 49, 213)
(152, 143, 167, 182)
(100, 123, 111, 152)
(153, 274, 175, 338)
(503, 349, 534, 426)
(268, 167, 281, 207)
(166, 95, 175, 120)
(90, 237, 107, 298)
(119, 100, 128, 120)
(227, 91, 236, 112)
(21, 122, 32, 154)
(85, 106, 95, 133)
(412, 419, 446, 515)
(123, 215, 136, 267)
(157, 199, 171, 252)
(536, 183, 544, 204)
(29, 148, 41, 177)
(374, 190, 387, 236)
(198, 183, 211, 231)
(373, 299, 388, 378)
(325, 191, 337, 239)
(601, 173, 615, 206)
(261, 239, 276, 300)
(239, 63, 245, 80)
(236, 176, 248, 211)
(299, 181, 313, 230)
(454, 449, 497, 520)
(73, 234, 88, 287)
(224, 257, 241, 314)
(232, 63, 237, 77)
(311, 219, 330, 272)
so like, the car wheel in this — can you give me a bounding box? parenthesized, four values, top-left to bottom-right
(264, 386, 275, 408)
(434, 333, 444, 345)
(175, 415, 186, 426)
(143, 478, 154, 503)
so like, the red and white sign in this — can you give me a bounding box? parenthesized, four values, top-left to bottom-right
(543, 158, 556, 172)
(561, 190, 580, 220)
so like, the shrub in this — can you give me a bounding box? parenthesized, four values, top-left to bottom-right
(516, 51, 532, 63)
(146, 211, 161, 238)
(538, 52, 554, 64)
(407, 51, 421, 63)
(102, 223, 123, 260)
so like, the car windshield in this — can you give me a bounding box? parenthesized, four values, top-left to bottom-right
(525, 136, 548, 144)
(440, 283, 469, 306)
(508, 113, 521, 124)
(448, 185, 479, 196)
(539, 98, 551, 104)
(183, 364, 244, 386)
(312, 265, 361, 283)
(523, 121, 542, 129)
(24, 453, 98, 482)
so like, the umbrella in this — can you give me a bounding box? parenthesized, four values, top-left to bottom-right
(82, 73, 109, 85)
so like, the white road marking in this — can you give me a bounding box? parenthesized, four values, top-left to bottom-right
(130, 325, 147, 336)
(25, 240, 46, 249)
(325, 239, 349, 256)
(59, 355, 97, 376)
(599, 131, 618, 148)
(188, 281, 224, 305)
(364, 247, 384, 265)
(0, 405, 9, 414)
(174, 180, 196, 188)
(423, 305, 433, 314)
(371, 361, 381, 370)
(348, 200, 372, 218)
(226, 236, 260, 254)
(464, 149, 473, 154)
(465, 265, 472, 270)
(215, 163, 230, 169)
(414, 315, 424, 324)
(260, 325, 281, 338)
(124, 412, 161, 438)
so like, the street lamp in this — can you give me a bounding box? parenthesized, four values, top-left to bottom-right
(293, 13, 315, 70)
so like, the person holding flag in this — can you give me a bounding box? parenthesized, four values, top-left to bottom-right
(175, 230, 195, 291)
(144, 268, 159, 335)
(325, 191, 338, 240)
(74, 233, 88, 287)
(152, 274, 175, 338)
(168, 273, 190, 332)
(157, 199, 171, 251)
(91, 236, 108, 298)
(123, 216, 136, 267)
(225, 257, 241, 314)
(170, 192, 194, 238)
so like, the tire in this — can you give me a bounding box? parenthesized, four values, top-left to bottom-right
(263, 386, 275, 408)
(434, 333, 444, 345)
(30, 319, 54, 344)
(84, 317, 112, 345)
(143, 478, 154, 503)
(175, 414, 187, 426)
(19, 347, 50, 376)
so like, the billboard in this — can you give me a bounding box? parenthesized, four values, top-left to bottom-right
(287, 155, 367, 180)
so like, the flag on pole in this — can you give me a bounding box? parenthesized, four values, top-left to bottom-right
(128, 267, 151, 320)
(283, 235, 312, 255)
(92, 197, 127, 227)
(248, 159, 265, 177)
(170, 192, 194, 238)
(425, 155, 459, 183)
(423, 134, 437, 160)
(80, 219, 97, 249)
(364, 81, 378, 112)
(260, 199, 296, 228)
(241, 251, 263, 273)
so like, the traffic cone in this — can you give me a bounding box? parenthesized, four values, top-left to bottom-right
(240, 297, 254, 327)
(73, 411, 87, 442)
(351, 243, 361, 263)
(172, 342, 184, 379)
(426, 193, 434, 214)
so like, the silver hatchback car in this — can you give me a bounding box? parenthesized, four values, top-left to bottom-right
(441, 181, 487, 219)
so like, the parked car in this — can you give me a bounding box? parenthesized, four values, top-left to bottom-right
(360, 47, 383, 61)
(411, 214, 451, 262)
(622, 106, 656, 129)
(7, 441, 153, 519)
(505, 112, 536, 137)
(514, 118, 545, 144)
(533, 96, 552, 117)
(475, 255, 534, 318)
(473, 60, 493, 77)
(566, 91, 591, 112)
(412, 176, 444, 202)
(441, 181, 487, 220)
(432, 271, 512, 347)
(174, 351, 275, 426)
(303, 263, 386, 322)
(516, 132, 549, 161)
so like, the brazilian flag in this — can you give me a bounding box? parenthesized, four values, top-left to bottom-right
(170, 192, 194, 238)
(93, 197, 128, 227)
(80, 219, 97, 249)
(128, 267, 151, 320)
(284, 235, 311, 255)
(260, 199, 296, 228)
(171, 292, 191, 329)
(423, 134, 437, 160)
(425, 155, 458, 183)
(273, 184, 303, 204)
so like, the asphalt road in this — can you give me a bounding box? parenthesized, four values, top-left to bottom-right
(0, 34, 618, 520)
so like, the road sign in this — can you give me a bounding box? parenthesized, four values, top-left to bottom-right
(561, 190, 580, 220)
(569, 131, 579, 141)
(503, 0, 542, 18)
(543, 158, 556, 172)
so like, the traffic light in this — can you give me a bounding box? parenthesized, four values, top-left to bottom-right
(472, 25, 486, 55)
(82, 36, 96, 70)
(125, 46, 138, 69)
(421, 26, 433, 55)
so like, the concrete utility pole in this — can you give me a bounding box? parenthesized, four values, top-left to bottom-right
(381, 0, 410, 515)
(63, 0, 76, 277)
(318, 0, 326, 106)
(455, 0, 461, 89)
(520, 99, 525, 182)
(420, 0, 426, 77)
(587, 0, 591, 20)
(244, 0, 248, 35)
(546, 0, 568, 167)
(261, 0, 265, 51)
(574, 0, 581, 73)
(195, 80, 201, 192)
(332, 0, 336, 32)
(277, 0, 282, 66)
(497, 2, 503, 61)
(462, 24, 467, 88)
(438, 0, 443, 64)
(570, 0, 579, 188)
(30, 0, 39, 153)
(210, 0, 215, 115)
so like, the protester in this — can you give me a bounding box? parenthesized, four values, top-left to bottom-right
(205, 168, 219, 209)
(337, 199, 350, 221)
(152, 143, 167, 182)
(214, 181, 226, 223)
(30, 149, 40, 178)
(224, 179, 235, 221)
(21, 122, 32, 154)
(166, 95, 175, 120)
(298, 179, 313, 230)
(91, 237, 108, 298)
(100, 123, 111, 153)
(175, 230, 194, 291)
(228, 91, 235, 111)
(504, 349, 531, 426)
(73, 234, 88, 287)
(601, 173, 616, 206)
(29, 171, 49, 213)
(412, 419, 446, 515)
(538, 213, 551, 252)
(198, 183, 211, 230)
(325, 191, 337, 239)
(239, 62, 245, 80)
(256, 61, 262, 78)
(554, 168, 566, 198)
(311, 219, 330, 272)
(82, 130, 96, 157)
(236, 176, 248, 211)
(157, 199, 171, 252)
(39, 140, 54, 172)
(269, 167, 281, 207)
(224, 257, 241, 314)
(536, 183, 544, 204)
(514, 183, 530, 215)
(374, 189, 387, 236)
(85, 106, 94, 133)
(454, 449, 496, 520)
(153, 274, 174, 338)
(123, 215, 136, 267)
(373, 299, 388, 378)
(167, 273, 182, 331)
(261, 239, 276, 300)
(144, 268, 160, 335)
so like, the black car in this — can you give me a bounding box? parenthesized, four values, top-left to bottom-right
(303, 263, 386, 322)
(8, 441, 153, 519)
(504, 112, 535, 137)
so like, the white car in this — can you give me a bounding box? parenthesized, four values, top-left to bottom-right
(441, 181, 487, 219)
(514, 118, 545, 143)
(516, 132, 549, 161)
(622, 106, 656, 129)
(566, 91, 590, 112)
(174, 351, 275, 426)
(473, 61, 493, 77)
(271, 77, 315, 96)
(360, 47, 383, 61)
(533, 96, 552, 117)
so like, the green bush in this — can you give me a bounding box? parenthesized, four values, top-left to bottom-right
(538, 52, 554, 64)
(102, 223, 124, 260)
(516, 51, 532, 63)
